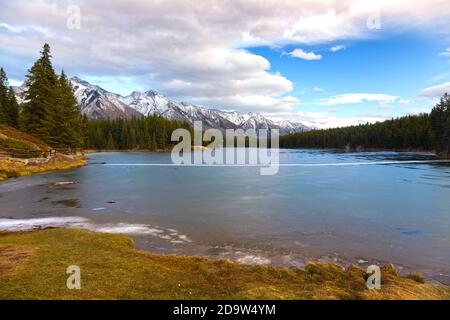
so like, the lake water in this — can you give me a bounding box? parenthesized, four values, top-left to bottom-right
(1, 149, 450, 283)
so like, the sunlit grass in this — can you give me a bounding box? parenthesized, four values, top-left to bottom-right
(0, 229, 448, 300)
(0, 124, 49, 151)
(0, 156, 86, 181)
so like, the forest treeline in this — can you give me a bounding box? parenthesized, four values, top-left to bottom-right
(280, 94, 450, 156)
(86, 117, 192, 150)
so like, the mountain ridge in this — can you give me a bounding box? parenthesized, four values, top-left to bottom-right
(14, 77, 309, 135)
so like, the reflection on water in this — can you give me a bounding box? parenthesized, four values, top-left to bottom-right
(0, 149, 449, 284)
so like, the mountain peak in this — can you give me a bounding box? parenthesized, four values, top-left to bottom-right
(15, 76, 309, 134)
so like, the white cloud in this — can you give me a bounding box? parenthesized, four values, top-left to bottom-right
(420, 82, 450, 98)
(313, 87, 324, 92)
(1, 0, 450, 116)
(438, 48, 450, 57)
(191, 95, 299, 113)
(330, 45, 346, 52)
(0, 23, 27, 33)
(287, 48, 322, 60)
(429, 72, 449, 82)
(8, 79, 24, 87)
(265, 110, 390, 129)
(320, 93, 399, 105)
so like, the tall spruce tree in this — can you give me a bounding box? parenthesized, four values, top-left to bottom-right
(0, 99, 5, 124)
(0, 68, 10, 124)
(430, 93, 450, 154)
(6, 87, 19, 128)
(20, 44, 84, 147)
(0, 68, 20, 128)
(46, 70, 83, 147)
(21, 43, 58, 142)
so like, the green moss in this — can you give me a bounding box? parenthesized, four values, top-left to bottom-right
(0, 229, 448, 300)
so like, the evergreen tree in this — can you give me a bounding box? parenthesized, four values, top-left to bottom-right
(128, 127, 137, 148)
(19, 44, 84, 148)
(81, 114, 89, 147)
(430, 93, 450, 154)
(106, 131, 115, 149)
(0, 68, 20, 128)
(44, 70, 80, 147)
(57, 71, 83, 147)
(0, 100, 5, 124)
(6, 87, 19, 128)
(21, 43, 58, 142)
(151, 132, 157, 151)
(0, 68, 10, 124)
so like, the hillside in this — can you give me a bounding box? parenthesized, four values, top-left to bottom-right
(0, 124, 50, 151)
(0, 125, 85, 181)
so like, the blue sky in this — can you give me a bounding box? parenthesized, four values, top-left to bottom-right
(1, 0, 450, 128)
(246, 32, 450, 126)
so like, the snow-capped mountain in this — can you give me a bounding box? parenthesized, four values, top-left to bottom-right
(115, 83, 309, 134)
(70, 77, 141, 119)
(13, 77, 140, 119)
(15, 77, 309, 134)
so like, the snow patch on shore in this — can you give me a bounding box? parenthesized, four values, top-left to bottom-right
(0, 216, 89, 231)
(0, 217, 191, 244)
(236, 255, 271, 265)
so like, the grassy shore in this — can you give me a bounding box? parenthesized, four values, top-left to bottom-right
(0, 155, 86, 181)
(0, 228, 448, 300)
(0, 124, 87, 181)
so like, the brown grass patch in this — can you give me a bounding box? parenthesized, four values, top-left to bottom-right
(0, 125, 49, 151)
(0, 245, 34, 276)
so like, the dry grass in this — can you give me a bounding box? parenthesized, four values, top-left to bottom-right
(0, 229, 448, 300)
(0, 156, 86, 181)
(0, 125, 49, 151)
(0, 245, 34, 277)
(0, 125, 86, 181)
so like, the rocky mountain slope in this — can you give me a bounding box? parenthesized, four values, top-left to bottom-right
(15, 77, 309, 134)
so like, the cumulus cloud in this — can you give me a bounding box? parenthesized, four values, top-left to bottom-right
(320, 93, 399, 105)
(287, 48, 322, 60)
(1, 0, 450, 117)
(420, 82, 450, 98)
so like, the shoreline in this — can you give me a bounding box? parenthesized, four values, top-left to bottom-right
(0, 228, 448, 299)
(0, 154, 87, 182)
(1, 215, 447, 285)
(280, 146, 450, 159)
